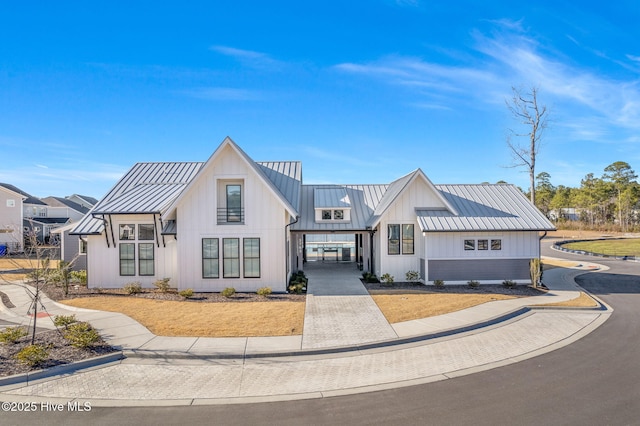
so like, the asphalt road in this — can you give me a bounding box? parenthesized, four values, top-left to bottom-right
(3, 242, 639, 425)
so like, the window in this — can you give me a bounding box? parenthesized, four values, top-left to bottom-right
(139, 243, 154, 276)
(6, 199, 15, 207)
(334, 210, 344, 220)
(119, 224, 135, 240)
(478, 239, 488, 250)
(402, 224, 414, 255)
(202, 238, 219, 278)
(226, 185, 242, 222)
(491, 239, 502, 250)
(322, 210, 332, 220)
(243, 238, 260, 278)
(139, 224, 155, 240)
(119, 243, 135, 276)
(464, 240, 475, 250)
(388, 224, 400, 255)
(223, 238, 240, 278)
(79, 239, 87, 255)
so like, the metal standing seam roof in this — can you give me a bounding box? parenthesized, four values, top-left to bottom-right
(313, 187, 351, 208)
(292, 184, 388, 231)
(416, 184, 556, 232)
(257, 161, 302, 213)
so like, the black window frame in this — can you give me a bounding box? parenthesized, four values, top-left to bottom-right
(243, 238, 260, 278)
(223, 238, 240, 278)
(202, 238, 220, 278)
(119, 243, 135, 276)
(138, 243, 155, 276)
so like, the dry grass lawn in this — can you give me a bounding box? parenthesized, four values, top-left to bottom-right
(61, 296, 305, 337)
(542, 258, 580, 269)
(0, 258, 60, 281)
(534, 292, 599, 308)
(371, 293, 517, 323)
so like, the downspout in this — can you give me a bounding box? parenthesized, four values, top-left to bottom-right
(285, 215, 300, 290)
(538, 231, 548, 259)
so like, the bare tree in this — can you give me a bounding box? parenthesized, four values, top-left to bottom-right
(506, 86, 549, 205)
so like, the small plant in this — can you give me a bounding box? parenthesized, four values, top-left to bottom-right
(405, 270, 420, 282)
(124, 281, 142, 294)
(63, 322, 100, 348)
(53, 314, 78, 329)
(70, 269, 88, 285)
(221, 287, 236, 298)
(289, 271, 308, 293)
(153, 277, 171, 293)
(0, 326, 28, 344)
(380, 273, 394, 285)
(433, 279, 445, 288)
(362, 272, 379, 283)
(288, 282, 305, 294)
(467, 280, 480, 288)
(178, 288, 194, 299)
(257, 287, 272, 297)
(530, 258, 543, 288)
(15, 344, 50, 367)
(502, 280, 517, 289)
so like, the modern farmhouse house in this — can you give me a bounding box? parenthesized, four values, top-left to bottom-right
(71, 137, 555, 292)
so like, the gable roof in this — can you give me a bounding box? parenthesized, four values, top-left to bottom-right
(366, 169, 457, 228)
(416, 184, 555, 232)
(163, 137, 300, 219)
(0, 183, 44, 205)
(67, 194, 99, 207)
(41, 196, 90, 214)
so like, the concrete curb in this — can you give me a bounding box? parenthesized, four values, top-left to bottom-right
(0, 352, 124, 390)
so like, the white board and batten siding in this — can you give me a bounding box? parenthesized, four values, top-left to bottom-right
(86, 214, 177, 289)
(375, 177, 437, 280)
(175, 146, 289, 293)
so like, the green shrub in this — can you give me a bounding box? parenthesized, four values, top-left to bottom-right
(380, 273, 394, 285)
(405, 270, 420, 282)
(15, 344, 50, 367)
(178, 288, 194, 299)
(502, 280, 517, 289)
(153, 278, 171, 293)
(467, 280, 480, 288)
(221, 287, 236, 298)
(257, 287, 272, 297)
(124, 281, 142, 294)
(362, 272, 379, 283)
(63, 322, 100, 348)
(433, 279, 445, 288)
(0, 326, 28, 344)
(288, 282, 305, 294)
(53, 314, 78, 329)
(71, 269, 87, 285)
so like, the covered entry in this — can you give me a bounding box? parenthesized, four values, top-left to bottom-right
(290, 231, 373, 274)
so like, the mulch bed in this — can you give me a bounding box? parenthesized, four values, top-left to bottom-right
(0, 327, 117, 377)
(363, 280, 547, 297)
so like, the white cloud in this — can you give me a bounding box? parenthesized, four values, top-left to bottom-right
(210, 45, 285, 71)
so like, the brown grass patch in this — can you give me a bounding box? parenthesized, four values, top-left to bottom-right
(542, 258, 580, 269)
(0, 258, 60, 269)
(60, 296, 305, 337)
(534, 292, 599, 308)
(372, 293, 517, 323)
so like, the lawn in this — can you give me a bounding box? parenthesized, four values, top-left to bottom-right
(562, 238, 640, 257)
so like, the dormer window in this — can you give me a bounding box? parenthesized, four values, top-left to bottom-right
(314, 188, 351, 223)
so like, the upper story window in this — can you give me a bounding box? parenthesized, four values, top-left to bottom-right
(139, 224, 155, 240)
(120, 224, 135, 240)
(217, 180, 244, 224)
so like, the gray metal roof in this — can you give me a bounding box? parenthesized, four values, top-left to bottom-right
(416, 184, 556, 232)
(313, 187, 351, 209)
(41, 196, 89, 214)
(292, 184, 388, 232)
(257, 161, 302, 213)
(71, 162, 204, 235)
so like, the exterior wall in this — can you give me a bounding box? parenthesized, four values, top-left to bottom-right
(175, 145, 289, 293)
(60, 229, 87, 270)
(0, 188, 23, 252)
(375, 178, 436, 281)
(86, 214, 177, 289)
(424, 231, 541, 283)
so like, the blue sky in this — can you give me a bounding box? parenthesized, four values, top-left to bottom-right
(1, 1, 639, 199)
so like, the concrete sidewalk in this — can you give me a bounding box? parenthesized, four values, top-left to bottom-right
(0, 258, 612, 406)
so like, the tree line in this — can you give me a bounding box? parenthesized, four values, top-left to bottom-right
(532, 161, 639, 232)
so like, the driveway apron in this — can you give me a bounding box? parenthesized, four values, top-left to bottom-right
(301, 262, 398, 349)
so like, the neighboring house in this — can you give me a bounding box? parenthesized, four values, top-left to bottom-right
(51, 222, 87, 270)
(71, 137, 555, 292)
(66, 194, 98, 210)
(0, 183, 26, 253)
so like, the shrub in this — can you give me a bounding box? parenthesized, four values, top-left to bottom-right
(63, 322, 100, 348)
(53, 314, 78, 329)
(221, 287, 236, 298)
(153, 278, 171, 293)
(15, 344, 50, 367)
(178, 288, 194, 299)
(380, 273, 394, 285)
(0, 326, 28, 344)
(467, 280, 480, 288)
(124, 281, 142, 294)
(433, 279, 445, 288)
(502, 280, 517, 289)
(362, 272, 379, 283)
(405, 270, 420, 282)
(288, 282, 305, 294)
(257, 287, 272, 297)
(70, 269, 87, 285)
